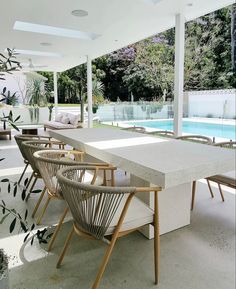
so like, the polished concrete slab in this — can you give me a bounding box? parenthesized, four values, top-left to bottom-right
(0, 130, 235, 289)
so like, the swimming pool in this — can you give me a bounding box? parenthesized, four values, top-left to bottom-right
(128, 120, 236, 140)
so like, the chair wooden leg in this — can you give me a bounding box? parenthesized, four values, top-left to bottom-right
(111, 170, 115, 187)
(206, 179, 214, 198)
(191, 181, 196, 211)
(32, 186, 47, 218)
(218, 184, 225, 202)
(92, 193, 134, 289)
(18, 163, 28, 184)
(48, 207, 69, 252)
(56, 226, 74, 268)
(154, 190, 160, 284)
(92, 233, 119, 289)
(37, 196, 51, 225)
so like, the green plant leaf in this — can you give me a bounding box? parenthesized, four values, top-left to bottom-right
(13, 185, 17, 197)
(0, 213, 10, 224)
(21, 189, 26, 201)
(20, 221, 28, 233)
(24, 178, 28, 187)
(24, 209, 28, 220)
(1, 179, 9, 182)
(23, 233, 30, 243)
(31, 189, 42, 194)
(8, 183, 11, 193)
(10, 217, 17, 233)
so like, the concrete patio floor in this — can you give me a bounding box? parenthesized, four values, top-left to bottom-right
(0, 130, 235, 289)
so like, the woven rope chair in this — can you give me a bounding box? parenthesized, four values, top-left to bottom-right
(176, 135, 213, 210)
(147, 130, 174, 138)
(56, 166, 161, 289)
(21, 140, 65, 199)
(204, 141, 236, 203)
(33, 150, 116, 251)
(14, 134, 64, 184)
(122, 126, 146, 133)
(176, 135, 213, 145)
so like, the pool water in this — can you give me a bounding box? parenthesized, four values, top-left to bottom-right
(128, 120, 236, 140)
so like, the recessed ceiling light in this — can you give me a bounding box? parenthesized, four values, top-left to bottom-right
(115, 40, 118, 42)
(40, 42, 52, 47)
(7, 49, 62, 58)
(187, 3, 193, 6)
(14, 21, 100, 40)
(71, 9, 88, 17)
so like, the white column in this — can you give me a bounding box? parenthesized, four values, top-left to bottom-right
(87, 55, 93, 128)
(173, 13, 185, 137)
(53, 71, 58, 116)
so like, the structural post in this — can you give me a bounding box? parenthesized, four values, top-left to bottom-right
(173, 13, 185, 137)
(87, 55, 93, 128)
(53, 71, 58, 116)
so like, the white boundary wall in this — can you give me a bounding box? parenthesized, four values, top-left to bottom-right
(185, 89, 236, 119)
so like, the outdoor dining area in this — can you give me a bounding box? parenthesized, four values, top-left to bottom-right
(0, 0, 235, 289)
(0, 125, 235, 289)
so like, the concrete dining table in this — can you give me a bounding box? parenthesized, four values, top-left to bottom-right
(50, 128, 235, 239)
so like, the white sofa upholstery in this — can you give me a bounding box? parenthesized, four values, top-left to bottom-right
(44, 112, 83, 130)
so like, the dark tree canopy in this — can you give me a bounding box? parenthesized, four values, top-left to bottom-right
(40, 5, 235, 103)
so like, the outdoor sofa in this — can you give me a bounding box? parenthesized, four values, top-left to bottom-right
(44, 112, 83, 131)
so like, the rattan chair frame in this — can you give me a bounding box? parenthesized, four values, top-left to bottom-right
(191, 141, 235, 210)
(176, 135, 213, 210)
(21, 140, 66, 200)
(14, 134, 57, 184)
(205, 141, 236, 202)
(56, 165, 161, 289)
(33, 150, 116, 251)
(147, 130, 174, 138)
(122, 126, 146, 133)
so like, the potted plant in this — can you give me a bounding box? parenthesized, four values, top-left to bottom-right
(0, 249, 9, 289)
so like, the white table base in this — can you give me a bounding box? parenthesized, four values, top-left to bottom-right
(131, 175, 191, 239)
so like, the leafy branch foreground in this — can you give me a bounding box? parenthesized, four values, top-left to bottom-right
(0, 176, 52, 245)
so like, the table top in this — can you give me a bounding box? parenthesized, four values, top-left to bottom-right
(50, 128, 235, 189)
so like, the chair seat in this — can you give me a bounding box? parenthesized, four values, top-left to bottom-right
(106, 196, 154, 235)
(208, 171, 236, 188)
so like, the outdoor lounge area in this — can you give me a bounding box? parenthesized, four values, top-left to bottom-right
(0, 1, 236, 289)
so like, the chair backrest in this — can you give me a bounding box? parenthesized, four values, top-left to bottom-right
(213, 141, 236, 149)
(57, 166, 136, 240)
(176, 135, 213, 145)
(122, 126, 146, 133)
(33, 150, 111, 197)
(148, 130, 174, 138)
(14, 134, 50, 161)
(33, 150, 86, 197)
(22, 140, 59, 174)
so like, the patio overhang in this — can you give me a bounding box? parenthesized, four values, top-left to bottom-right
(1, 0, 234, 130)
(1, 0, 233, 72)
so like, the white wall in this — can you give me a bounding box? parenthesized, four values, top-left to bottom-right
(186, 89, 236, 119)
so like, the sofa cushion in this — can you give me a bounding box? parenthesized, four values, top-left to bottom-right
(64, 113, 80, 126)
(55, 114, 63, 122)
(44, 120, 75, 129)
(61, 116, 70, 124)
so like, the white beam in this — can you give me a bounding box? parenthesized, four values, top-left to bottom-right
(173, 13, 185, 137)
(53, 71, 58, 115)
(87, 55, 93, 128)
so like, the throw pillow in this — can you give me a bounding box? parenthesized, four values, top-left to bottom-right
(55, 114, 62, 122)
(61, 116, 70, 124)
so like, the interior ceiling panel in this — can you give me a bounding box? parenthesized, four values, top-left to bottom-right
(0, 0, 233, 72)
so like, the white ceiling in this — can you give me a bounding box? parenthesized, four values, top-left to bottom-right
(1, 0, 234, 72)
